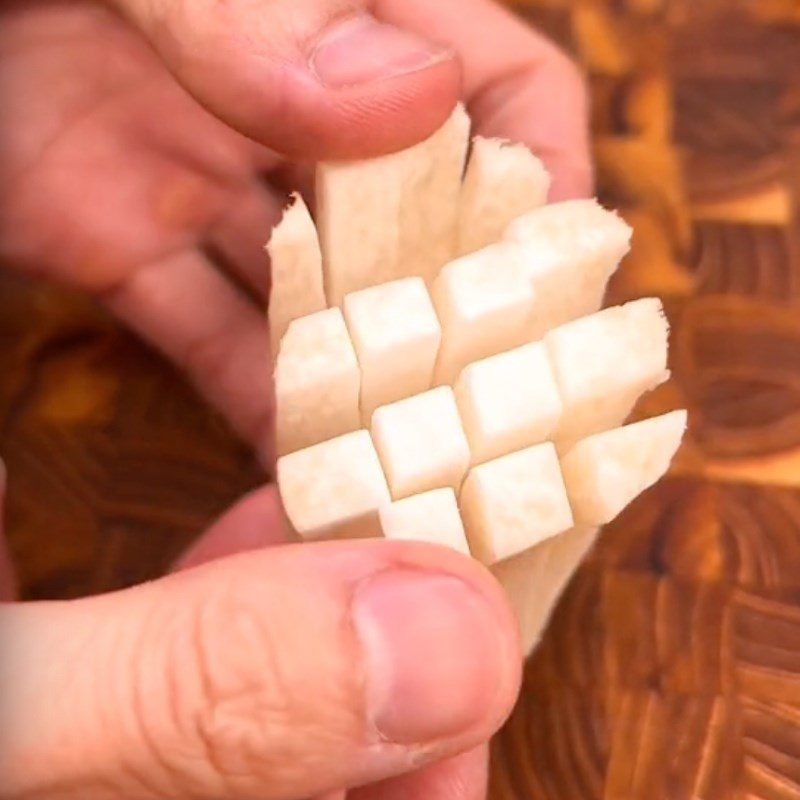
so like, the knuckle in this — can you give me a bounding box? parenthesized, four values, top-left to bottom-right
(123, 579, 299, 795)
(184, 578, 296, 786)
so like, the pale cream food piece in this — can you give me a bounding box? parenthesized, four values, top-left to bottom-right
(343, 278, 441, 424)
(560, 410, 687, 525)
(397, 104, 471, 282)
(545, 297, 670, 447)
(431, 242, 537, 385)
(275, 308, 360, 456)
(266, 193, 327, 357)
(460, 442, 574, 565)
(494, 525, 599, 654)
(316, 105, 470, 306)
(454, 340, 563, 466)
(505, 200, 632, 339)
(371, 386, 471, 501)
(278, 430, 391, 540)
(458, 137, 550, 256)
(379, 488, 470, 556)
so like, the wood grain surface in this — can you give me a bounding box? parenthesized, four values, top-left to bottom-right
(2, 1, 800, 798)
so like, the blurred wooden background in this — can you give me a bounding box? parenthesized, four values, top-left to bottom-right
(2, 0, 800, 797)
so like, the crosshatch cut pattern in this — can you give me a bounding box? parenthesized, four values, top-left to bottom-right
(1, 1, 800, 798)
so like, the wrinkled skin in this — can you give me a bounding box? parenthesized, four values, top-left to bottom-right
(0, 2, 590, 798)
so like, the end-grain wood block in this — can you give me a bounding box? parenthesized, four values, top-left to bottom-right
(371, 387, 470, 500)
(545, 297, 670, 447)
(460, 442, 574, 565)
(378, 488, 470, 555)
(275, 308, 360, 456)
(431, 243, 536, 385)
(454, 341, 563, 465)
(561, 410, 687, 525)
(343, 278, 441, 424)
(458, 137, 550, 256)
(278, 430, 390, 540)
(505, 200, 632, 339)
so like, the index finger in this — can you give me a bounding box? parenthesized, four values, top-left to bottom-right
(376, 0, 592, 201)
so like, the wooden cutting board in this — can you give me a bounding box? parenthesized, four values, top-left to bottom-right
(1, 1, 799, 797)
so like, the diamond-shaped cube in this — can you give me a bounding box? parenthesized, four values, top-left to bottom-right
(343, 278, 441, 424)
(275, 308, 360, 456)
(379, 488, 470, 555)
(371, 387, 470, 500)
(454, 341, 563, 465)
(431, 243, 535, 385)
(278, 430, 390, 540)
(460, 442, 574, 564)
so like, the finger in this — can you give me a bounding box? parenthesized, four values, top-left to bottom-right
(377, 0, 592, 200)
(0, 459, 17, 602)
(102, 249, 275, 465)
(172, 485, 290, 571)
(206, 182, 286, 301)
(269, 161, 317, 212)
(0, 514, 521, 799)
(109, 0, 461, 160)
(351, 746, 488, 800)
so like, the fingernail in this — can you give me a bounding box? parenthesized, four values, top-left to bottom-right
(353, 569, 506, 744)
(311, 14, 453, 89)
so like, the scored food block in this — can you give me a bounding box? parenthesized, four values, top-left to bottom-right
(371, 387, 470, 501)
(431, 243, 536, 385)
(458, 137, 550, 256)
(267, 193, 327, 357)
(460, 442, 574, 565)
(378, 488, 470, 556)
(545, 297, 670, 447)
(505, 200, 632, 339)
(561, 410, 687, 525)
(454, 341, 563, 465)
(278, 430, 390, 540)
(343, 278, 441, 424)
(275, 308, 360, 456)
(271, 104, 687, 662)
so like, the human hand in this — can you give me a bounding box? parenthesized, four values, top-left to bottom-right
(0, 0, 590, 796)
(0, 468, 522, 799)
(0, 0, 590, 464)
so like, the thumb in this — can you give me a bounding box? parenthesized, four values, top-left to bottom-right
(0, 492, 520, 800)
(109, 0, 461, 159)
